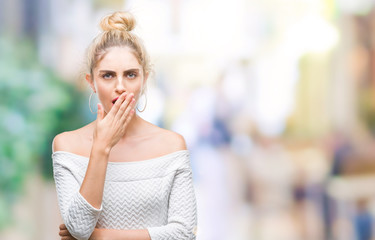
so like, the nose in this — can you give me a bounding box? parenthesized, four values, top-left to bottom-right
(115, 76, 126, 93)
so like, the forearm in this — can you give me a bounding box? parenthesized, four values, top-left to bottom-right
(91, 228, 151, 240)
(80, 141, 111, 209)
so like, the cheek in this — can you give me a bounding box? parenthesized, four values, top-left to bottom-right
(95, 84, 111, 109)
(130, 81, 143, 98)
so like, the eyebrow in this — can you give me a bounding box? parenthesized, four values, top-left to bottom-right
(98, 68, 140, 73)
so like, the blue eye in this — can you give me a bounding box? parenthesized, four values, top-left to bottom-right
(102, 73, 113, 79)
(128, 72, 137, 79)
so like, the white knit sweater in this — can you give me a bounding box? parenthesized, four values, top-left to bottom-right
(52, 150, 197, 240)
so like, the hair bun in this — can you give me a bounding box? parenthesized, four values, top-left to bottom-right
(100, 11, 136, 32)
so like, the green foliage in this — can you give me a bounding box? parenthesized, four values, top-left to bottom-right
(0, 36, 87, 229)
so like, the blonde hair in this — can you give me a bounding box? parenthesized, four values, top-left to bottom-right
(86, 11, 151, 78)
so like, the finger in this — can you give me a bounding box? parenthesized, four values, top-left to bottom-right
(123, 108, 135, 127)
(59, 229, 70, 236)
(108, 92, 127, 118)
(119, 108, 135, 135)
(119, 98, 136, 123)
(115, 93, 134, 119)
(97, 103, 104, 121)
(61, 237, 75, 240)
(59, 224, 67, 230)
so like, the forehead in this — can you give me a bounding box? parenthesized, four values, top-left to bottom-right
(96, 46, 141, 70)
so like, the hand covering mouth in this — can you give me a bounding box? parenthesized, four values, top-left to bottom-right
(112, 97, 119, 104)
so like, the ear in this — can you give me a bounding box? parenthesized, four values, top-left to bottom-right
(86, 74, 96, 93)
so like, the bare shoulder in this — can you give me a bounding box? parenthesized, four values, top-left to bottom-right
(160, 129, 187, 151)
(52, 131, 76, 153)
(146, 123, 187, 152)
(52, 123, 94, 153)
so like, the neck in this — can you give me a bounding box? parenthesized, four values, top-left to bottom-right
(120, 113, 143, 139)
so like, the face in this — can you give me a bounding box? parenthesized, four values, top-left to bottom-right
(87, 46, 147, 114)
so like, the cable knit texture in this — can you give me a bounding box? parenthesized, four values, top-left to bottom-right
(52, 150, 197, 240)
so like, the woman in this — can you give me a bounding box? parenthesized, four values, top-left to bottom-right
(52, 11, 197, 240)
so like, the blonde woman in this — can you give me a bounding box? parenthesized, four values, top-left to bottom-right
(52, 11, 197, 240)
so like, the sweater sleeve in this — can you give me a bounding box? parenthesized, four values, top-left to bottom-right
(147, 159, 198, 240)
(52, 153, 102, 240)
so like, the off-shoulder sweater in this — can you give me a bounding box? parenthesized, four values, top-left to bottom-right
(52, 150, 197, 240)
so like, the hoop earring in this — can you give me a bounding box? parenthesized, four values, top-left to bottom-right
(136, 94, 147, 112)
(89, 92, 98, 114)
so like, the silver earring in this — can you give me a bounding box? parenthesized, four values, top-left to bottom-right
(136, 93, 147, 112)
(89, 91, 98, 114)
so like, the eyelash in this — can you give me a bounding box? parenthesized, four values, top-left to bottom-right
(127, 72, 137, 78)
(101, 72, 137, 79)
(102, 73, 113, 79)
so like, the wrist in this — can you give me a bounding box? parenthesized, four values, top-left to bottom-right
(91, 141, 112, 157)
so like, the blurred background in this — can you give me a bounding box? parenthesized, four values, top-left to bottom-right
(1, 0, 375, 239)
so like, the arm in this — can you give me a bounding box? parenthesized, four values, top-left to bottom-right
(53, 149, 104, 240)
(53, 92, 136, 240)
(79, 92, 135, 209)
(90, 228, 150, 240)
(66, 142, 110, 239)
(79, 143, 110, 209)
